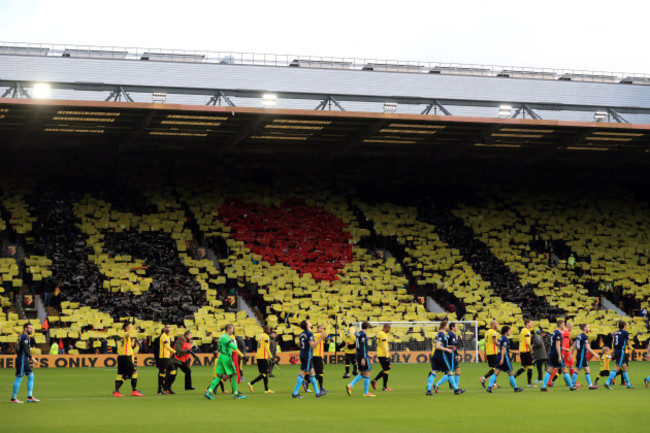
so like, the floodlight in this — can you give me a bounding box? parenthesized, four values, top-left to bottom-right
(152, 92, 167, 103)
(32, 83, 51, 99)
(383, 103, 397, 113)
(262, 93, 277, 108)
(498, 104, 512, 118)
(593, 111, 608, 122)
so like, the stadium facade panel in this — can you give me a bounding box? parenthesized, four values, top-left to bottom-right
(1, 54, 649, 123)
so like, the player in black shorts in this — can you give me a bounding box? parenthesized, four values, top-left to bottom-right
(114, 322, 143, 397)
(514, 317, 535, 387)
(372, 324, 393, 391)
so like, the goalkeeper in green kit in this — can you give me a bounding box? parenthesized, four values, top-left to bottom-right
(204, 324, 247, 400)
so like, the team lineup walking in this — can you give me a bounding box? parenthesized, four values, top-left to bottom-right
(8, 318, 649, 403)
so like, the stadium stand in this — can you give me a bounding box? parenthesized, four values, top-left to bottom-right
(452, 177, 649, 343)
(1, 157, 649, 354)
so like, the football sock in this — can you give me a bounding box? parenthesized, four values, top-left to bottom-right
(292, 375, 304, 395)
(509, 375, 517, 389)
(487, 373, 497, 389)
(230, 376, 239, 394)
(350, 374, 363, 387)
(383, 371, 389, 388)
(605, 370, 617, 385)
(262, 374, 268, 391)
(541, 372, 551, 389)
(363, 376, 370, 394)
(585, 373, 592, 386)
(27, 373, 34, 396)
(374, 371, 384, 382)
(12, 376, 22, 399)
(449, 374, 459, 391)
(563, 373, 572, 387)
(426, 373, 436, 391)
(317, 374, 323, 389)
(158, 373, 165, 392)
(115, 374, 124, 391)
(484, 369, 494, 379)
(515, 368, 525, 378)
(167, 371, 177, 389)
(552, 372, 559, 382)
(207, 376, 221, 393)
(571, 373, 578, 386)
(454, 374, 460, 387)
(436, 375, 449, 387)
(309, 375, 320, 394)
(622, 371, 630, 387)
(527, 369, 533, 384)
(345, 366, 350, 374)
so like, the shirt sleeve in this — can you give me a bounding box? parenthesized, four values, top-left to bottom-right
(23, 336, 32, 358)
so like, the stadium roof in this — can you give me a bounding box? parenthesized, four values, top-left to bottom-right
(1, 98, 649, 161)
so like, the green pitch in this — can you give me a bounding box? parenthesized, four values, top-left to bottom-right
(1, 362, 648, 433)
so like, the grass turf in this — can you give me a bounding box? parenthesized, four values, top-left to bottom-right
(1, 362, 648, 433)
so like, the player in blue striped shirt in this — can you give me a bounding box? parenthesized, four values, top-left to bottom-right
(426, 320, 465, 396)
(486, 326, 524, 393)
(605, 321, 634, 389)
(541, 319, 576, 392)
(346, 321, 375, 397)
(11, 323, 39, 403)
(571, 324, 600, 390)
(292, 320, 328, 398)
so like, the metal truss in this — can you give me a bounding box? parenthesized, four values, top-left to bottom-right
(314, 96, 346, 111)
(1, 82, 31, 98)
(1, 80, 649, 122)
(207, 90, 235, 107)
(105, 86, 133, 102)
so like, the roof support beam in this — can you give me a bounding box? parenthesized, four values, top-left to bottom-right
(206, 90, 235, 107)
(104, 86, 133, 102)
(607, 108, 628, 124)
(2, 82, 31, 98)
(421, 100, 451, 116)
(315, 95, 345, 111)
(511, 104, 542, 120)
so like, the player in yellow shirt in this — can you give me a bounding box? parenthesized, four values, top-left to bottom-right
(342, 326, 358, 379)
(113, 322, 143, 397)
(372, 324, 393, 391)
(304, 321, 331, 393)
(595, 346, 612, 385)
(480, 320, 500, 388)
(514, 317, 535, 387)
(247, 326, 274, 394)
(158, 324, 176, 395)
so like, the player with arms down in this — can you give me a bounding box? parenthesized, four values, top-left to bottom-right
(346, 321, 376, 397)
(486, 326, 524, 393)
(540, 319, 577, 392)
(571, 324, 600, 390)
(425, 320, 465, 396)
(204, 324, 247, 399)
(604, 320, 635, 390)
(11, 323, 39, 403)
